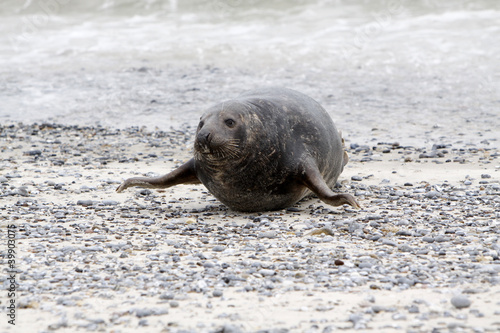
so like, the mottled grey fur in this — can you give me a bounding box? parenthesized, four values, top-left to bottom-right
(117, 88, 360, 212)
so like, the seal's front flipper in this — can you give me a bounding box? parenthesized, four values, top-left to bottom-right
(300, 160, 360, 209)
(116, 158, 201, 193)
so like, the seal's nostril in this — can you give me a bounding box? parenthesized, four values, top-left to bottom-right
(197, 130, 211, 145)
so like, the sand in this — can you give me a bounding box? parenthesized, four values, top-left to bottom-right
(0, 122, 499, 333)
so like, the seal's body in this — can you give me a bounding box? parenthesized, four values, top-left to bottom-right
(117, 88, 359, 212)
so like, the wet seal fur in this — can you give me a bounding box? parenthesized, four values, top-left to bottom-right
(117, 87, 360, 212)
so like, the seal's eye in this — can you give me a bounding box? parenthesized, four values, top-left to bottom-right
(224, 119, 236, 128)
(198, 121, 204, 130)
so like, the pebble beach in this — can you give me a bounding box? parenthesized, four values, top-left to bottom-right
(1, 120, 499, 332)
(1, 1, 500, 332)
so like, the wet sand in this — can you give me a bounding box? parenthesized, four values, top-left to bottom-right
(1, 121, 499, 333)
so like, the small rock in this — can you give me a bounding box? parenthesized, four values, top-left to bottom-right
(77, 200, 93, 206)
(435, 235, 449, 242)
(371, 305, 388, 313)
(212, 245, 226, 252)
(25, 149, 42, 156)
(408, 304, 419, 313)
(422, 236, 435, 243)
(258, 231, 277, 239)
(310, 227, 334, 236)
(16, 187, 29, 196)
(334, 259, 344, 266)
(259, 269, 276, 277)
(392, 313, 407, 320)
(218, 324, 243, 333)
(462, 288, 483, 294)
(395, 230, 412, 236)
(133, 307, 168, 318)
(101, 200, 118, 206)
(424, 191, 440, 198)
(159, 293, 174, 300)
(451, 295, 471, 309)
(380, 238, 397, 247)
(139, 189, 152, 195)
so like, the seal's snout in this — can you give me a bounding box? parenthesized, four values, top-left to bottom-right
(196, 130, 211, 146)
(195, 129, 214, 155)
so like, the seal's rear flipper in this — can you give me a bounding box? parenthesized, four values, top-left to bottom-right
(300, 160, 360, 209)
(116, 158, 201, 193)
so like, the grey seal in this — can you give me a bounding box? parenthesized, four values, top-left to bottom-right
(117, 87, 360, 212)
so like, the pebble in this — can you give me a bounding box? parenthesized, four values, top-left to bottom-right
(310, 227, 334, 236)
(212, 245, 226, 252)
(392, 313, 407, 320)
(408, 305, 419, 313)
(258, 231, 277, 239)
(435, 235, 450, 242)
(139, 189, 152, 195)
(259, 269, 276, 277)
(25, 149, 42, 156)
(159, 293, 175, 300)
(348, 313, 366, 329)
(213, 290, 223, 297)
(451, 295, 472, 309)
(133, 307, 169, 318)
(424, 191, 440, 198)
(16, 187, 29, 196)
(395, 230, 412, 236)
(380, 238, 397, 247)
(422, 236, 435, 243)
(77, 199, 93, 206)
(101, 200, 119, 206)
(219, 324, 244, 333)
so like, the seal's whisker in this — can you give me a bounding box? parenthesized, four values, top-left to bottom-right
(194, 136, 241, 162)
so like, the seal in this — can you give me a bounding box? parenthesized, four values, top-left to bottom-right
(117, 87, 360, 212)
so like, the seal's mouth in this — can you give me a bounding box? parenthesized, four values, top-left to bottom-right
(194, 138, 241, 162)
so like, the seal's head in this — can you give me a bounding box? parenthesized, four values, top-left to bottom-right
(194, 101, 254, 166)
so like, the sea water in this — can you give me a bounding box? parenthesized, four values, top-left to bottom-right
(0, 0, 498, 144)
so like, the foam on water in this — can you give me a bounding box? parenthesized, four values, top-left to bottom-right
(0, 0, 498, 139)
(2, 0, 499, 70)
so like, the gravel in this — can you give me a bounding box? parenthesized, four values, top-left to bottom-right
(0, 123, 498, 332)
